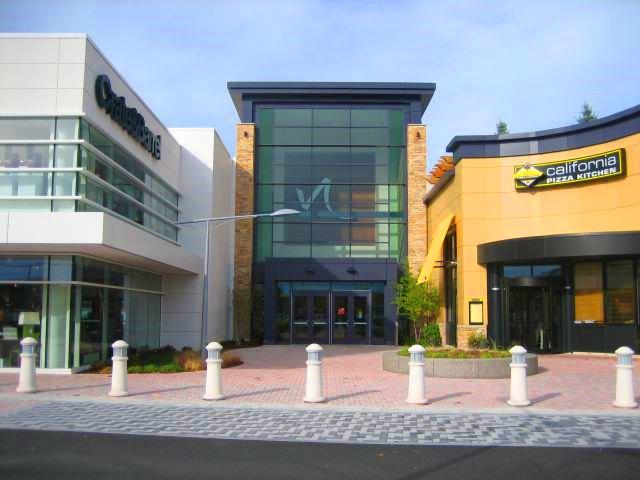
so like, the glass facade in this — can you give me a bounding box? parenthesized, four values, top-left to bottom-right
(254, 106, 407, 260)
(0, 117, 179, 241)
(0, 255, 162, 369)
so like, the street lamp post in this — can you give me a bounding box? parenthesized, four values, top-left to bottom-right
(176, 209, 299, 351)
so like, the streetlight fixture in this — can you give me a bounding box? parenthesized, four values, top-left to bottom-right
(175, 208, 300, 351)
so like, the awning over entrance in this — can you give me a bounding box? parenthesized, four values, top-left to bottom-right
(418, 213, 454, 284)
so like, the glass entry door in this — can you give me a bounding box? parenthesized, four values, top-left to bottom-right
(291, 293, 330, 344)
(331, 292, 370, 344)
(507, 286, 562, 352)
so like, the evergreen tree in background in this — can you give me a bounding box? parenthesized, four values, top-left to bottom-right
(496, 119, 509, 135)
(576, 102, 598, 123)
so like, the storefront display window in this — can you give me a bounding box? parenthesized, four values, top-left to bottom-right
(0, 255, 162, 370)
(574, 262, 605, 324)
(605, 260, 635, 324)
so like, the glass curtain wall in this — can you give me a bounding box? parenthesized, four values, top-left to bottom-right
(255, 106, 407, 260)
(0, 117, 179, 241)
(0, 255, 162, 369)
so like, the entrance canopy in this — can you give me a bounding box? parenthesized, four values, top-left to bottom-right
(418, 213, 454, 284)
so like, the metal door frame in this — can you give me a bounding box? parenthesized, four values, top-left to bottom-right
(290, 291, 330, 344)
(504, 282, 563, 353)
(330, 290, 371, 344)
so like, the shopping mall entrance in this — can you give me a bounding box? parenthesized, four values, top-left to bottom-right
(291, 290, 370, 344)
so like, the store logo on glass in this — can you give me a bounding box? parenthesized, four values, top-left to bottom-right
(296, 178, 332, 212)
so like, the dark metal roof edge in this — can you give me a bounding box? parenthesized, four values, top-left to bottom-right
(227, 81, 436, 119)
(446, 103, 640, 155)
(227, 81, 436, 91)
(423, 169, 455, 204)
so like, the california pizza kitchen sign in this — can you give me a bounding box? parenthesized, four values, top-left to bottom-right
(513, 149, 625, 190)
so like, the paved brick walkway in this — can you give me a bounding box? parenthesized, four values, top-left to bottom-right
(0, 346, 638, 411)
(1, 398, 639, 448)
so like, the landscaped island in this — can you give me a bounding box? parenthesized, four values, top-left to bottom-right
(384, 348, 538, 379)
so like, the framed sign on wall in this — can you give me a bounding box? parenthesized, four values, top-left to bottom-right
(469, 298, 484, 325)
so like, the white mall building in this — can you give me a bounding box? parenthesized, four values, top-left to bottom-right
(0, 34, 235, 372)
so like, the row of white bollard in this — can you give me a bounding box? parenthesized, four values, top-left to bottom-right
(13, 337, 638, 409)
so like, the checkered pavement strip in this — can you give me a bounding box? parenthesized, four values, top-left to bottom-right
(1, 399, 639, 448)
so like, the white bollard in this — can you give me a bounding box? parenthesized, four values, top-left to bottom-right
(303, 343, 325, 403)
(507, 345, 531, 406)
(108, 340, 129, 397)
(406, 344, 428, 405)
(613, 346, 637, 409)
(16, 337, 38, 394)
(203, 341, 224, 400)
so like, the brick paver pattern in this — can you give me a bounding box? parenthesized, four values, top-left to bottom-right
(1, 399, 639, 448)
(1, 346, 639, 448)
(0, 346, 638, 411)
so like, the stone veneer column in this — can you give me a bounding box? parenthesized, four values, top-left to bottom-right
(233, 123, 256, 340)
(406, 124, 428, 275)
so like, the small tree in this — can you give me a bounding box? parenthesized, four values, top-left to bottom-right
(576, 102, 598, 123)
(496, 119, 509, 135)
(394, 268, 440, 343)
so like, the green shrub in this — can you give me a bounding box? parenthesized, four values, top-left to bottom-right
(128, 366, 144, 374)
(141, 364, 158, 373)
(158, 363, 183, 373)
(468, 331, 490, 349)
(421, 323, 442, 347)
(398, 347, 510, 359)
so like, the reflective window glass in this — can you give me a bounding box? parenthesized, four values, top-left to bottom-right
(351, 109, 388, 127)
(0, 118, 55, 140)
(55, 118, 78, 139)
(312, 147, 349, 165)
(313, 128, 350, 146)
(0, 256, 48, 281)
(313, 109, 349, 127)
(274, 127, 312, 145)
(55, 144, 77, 168)
(351, 128, 389, 146)
(504, 265, 532, 278)
(274, 109, 312, 127)
(0, 145, 53, 168)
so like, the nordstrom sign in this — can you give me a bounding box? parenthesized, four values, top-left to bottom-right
(95, 74, 161, 160)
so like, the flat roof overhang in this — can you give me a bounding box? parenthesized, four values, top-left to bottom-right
(447, 103, 640, 162)
(227, 81, 436, 122)
(477, 231, 640, 264)
(0, 212, 202, 275)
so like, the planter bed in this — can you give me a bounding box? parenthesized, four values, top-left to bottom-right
(383, 351, 538, 379)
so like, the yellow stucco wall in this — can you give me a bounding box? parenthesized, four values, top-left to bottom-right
(426, 132, 640, 346)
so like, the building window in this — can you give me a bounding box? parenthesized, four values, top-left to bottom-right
(0, 117, 179, 242)
(574, 262, 604, 324)
(605, 260, 635, 325)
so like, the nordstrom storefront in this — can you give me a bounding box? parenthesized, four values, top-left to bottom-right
(423, 104, 640, 353)
(0, 34, 234, 371)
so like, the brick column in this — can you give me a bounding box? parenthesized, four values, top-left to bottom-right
(233, 123, 256, 340)
(406, 124, 427, 275)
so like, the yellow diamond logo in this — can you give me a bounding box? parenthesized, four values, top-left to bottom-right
(514, 163, 544, 187)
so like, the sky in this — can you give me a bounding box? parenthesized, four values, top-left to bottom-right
(1, 0, 639, 169)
